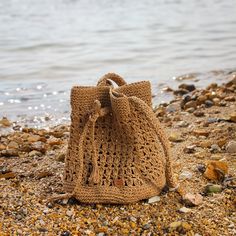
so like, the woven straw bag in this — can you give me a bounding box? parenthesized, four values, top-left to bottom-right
(61, 73, 181, 204)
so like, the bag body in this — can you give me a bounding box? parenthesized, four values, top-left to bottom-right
(64, 73, 177, 203)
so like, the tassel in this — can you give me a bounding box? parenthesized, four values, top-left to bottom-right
(89, 165, 100, 185)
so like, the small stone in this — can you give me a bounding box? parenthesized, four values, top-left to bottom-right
(36, 170, 53, 179)
(97, 233, 105, 236)
(180, 95, 192, 109)
(166, 103, 179, 113)
(183, 193, 203, 206)
(219, 100, 227, 106)
(176, 121, 189, 128)
(197, 95, 207, 105)
(47, 137, 62, 146)
(192, 129, 209, 137)
(205, 184, 222, 195)
(61, 231, 71, 236)
(7, 141, 19, 149)
(142, 224, 150, 230)
(179, 170, 193, 180)
(29, 150, 42, 157)
(204, 161, 228, 181)
(226, 141, 236, 153)
(184, 145, 196, 154)
(174, 89, 189, 96)
(168, 133, 183, 142)
(179, 84, 196, 92)
(186, 107, 195, 113)
(179, 207, 191, 213)
(0, 171, 16, 179)
(196, 164, 206, 173)
(213, 98, 220, 105)
(130, 216, 137, 222)
(0, 117, 11, 127)
(193, 110, 205, 117)
(169, 221, 182, 229)
(0, 144, 6, 151)
(31, 141, 46, 153)
(210, 144, 221, 153)
(205, 100, 214, 107)
(229, 112, 236, 123)
(199, 140, 212, 148)
(207, 118, 219, 123)
(148, 195, 161, 204)
(155, 107, 166, 117)
(225, 96, 235, 102)
(28, 135, 41, 142)
(184, 100, 197, 110)
(0, 149, 18, 157)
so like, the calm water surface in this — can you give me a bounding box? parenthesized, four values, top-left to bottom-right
(0, 0, 236, 127)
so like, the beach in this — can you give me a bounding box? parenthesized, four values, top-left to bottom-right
(0, 73, 235, 235)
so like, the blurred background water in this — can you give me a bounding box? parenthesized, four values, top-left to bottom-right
(0, 0, 236, 127)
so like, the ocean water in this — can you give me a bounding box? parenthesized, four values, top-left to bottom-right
(0, 0, 236, 127)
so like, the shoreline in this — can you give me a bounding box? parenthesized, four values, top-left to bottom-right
(0, 74, 236, 235)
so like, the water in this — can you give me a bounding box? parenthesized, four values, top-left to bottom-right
(0, 0, 236, 127)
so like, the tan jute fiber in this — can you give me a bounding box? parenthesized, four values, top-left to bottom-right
(62, 73, 182, 204)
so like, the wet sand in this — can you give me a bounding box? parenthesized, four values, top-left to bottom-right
(0, 74, 235, 235)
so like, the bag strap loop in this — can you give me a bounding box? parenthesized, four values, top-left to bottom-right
(97, 73, 127, 87)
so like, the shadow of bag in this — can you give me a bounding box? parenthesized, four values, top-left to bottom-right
(63, 73, 179, 203)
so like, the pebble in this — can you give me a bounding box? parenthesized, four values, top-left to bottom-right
(166, 103, 179, 113)
(184, 100, 197, 110)
(29, 150, 42, 157)
(179, 207, 191, 213)
(173, 89, 189, 96)
(130, 216, 137, 222)
(176, 121, 189, 128)
(36, 170, 53, 179)
(229, 112, 236, 122)
(193, 110, 205, 117)
(61, 231, 71, 236)
(142, 224, 151, 230)
(192, 129, 209, 137)
(27, 135, 41, 142)
(148, 195, 161, 204)
(168, 221, 192, 233)
(0, 171, 16, 179)
(179, 83, 196, 92)
(184, 145, 196, 154)
(7, 141, 19, 149)
(0, 117, 12, 127)
(179, 170, 193, 180)
(196, 164, 206, 173)
(205, 184, 222, 195)
(204, 161, 228, 181)
(183, 193, 203, 206)
(226, 141, 236, 153)
(205, 100, 214, 107)
(210, 144, 221, 153)
(168, 133, 183, 142)
(97, 233, 105, 236)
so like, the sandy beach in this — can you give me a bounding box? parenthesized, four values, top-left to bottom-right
(0, 74, 235, 235)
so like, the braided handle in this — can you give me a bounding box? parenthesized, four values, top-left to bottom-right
(97, 73, 127, 87)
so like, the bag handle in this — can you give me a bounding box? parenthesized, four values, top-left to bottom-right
(97, 73, 127, 87)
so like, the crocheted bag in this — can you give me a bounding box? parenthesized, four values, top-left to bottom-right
(62, 73, 180, 204)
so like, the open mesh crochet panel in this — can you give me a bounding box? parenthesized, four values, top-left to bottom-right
(63, 78, 174, 203)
